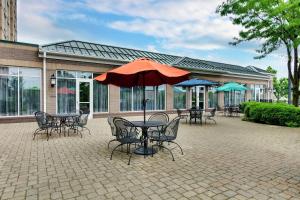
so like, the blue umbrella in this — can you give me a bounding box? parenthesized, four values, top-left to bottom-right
(175, 78, 218, 87)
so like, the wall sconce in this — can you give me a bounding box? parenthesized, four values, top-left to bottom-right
(50, 74, 56, 87)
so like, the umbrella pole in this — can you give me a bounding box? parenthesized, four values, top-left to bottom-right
(143, 74, 146, 123)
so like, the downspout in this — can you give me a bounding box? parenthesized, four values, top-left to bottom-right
(43, 52, 47, 112)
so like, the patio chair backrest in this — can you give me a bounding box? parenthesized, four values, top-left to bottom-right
(77, 113, 89, 126)
(189, 109, 202, 118)
(34, 111, 51, 129)
(164, 117, 180, 139)
(210, 108, 216, 117)
(107, 116, 117, 136)
(176, 108, 182, 116)
(148, 112, 169, 123)
(113, 117, 138, 140)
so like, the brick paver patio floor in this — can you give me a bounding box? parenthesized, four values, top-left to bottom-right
(0, 115, 300, 200)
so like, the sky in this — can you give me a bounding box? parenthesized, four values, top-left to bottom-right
(17, 0, 288, 78)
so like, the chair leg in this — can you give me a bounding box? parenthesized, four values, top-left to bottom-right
(33, 128, 41, 140)
(46, 129, 49, 141)
(153, 144, 175, 161)
(107, 139, 117, 149)
(110, 144, 123, 160)
(83, 127, 91, 135)
(128, 151, 133, 165)
(169, 141, 184, 155)
(78, 127, 83, 138)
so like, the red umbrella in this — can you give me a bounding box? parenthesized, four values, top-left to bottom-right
(95, 58, 190, 87)
(95, 58, 190, 122)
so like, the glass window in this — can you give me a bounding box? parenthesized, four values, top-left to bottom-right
(120, 88, 132, 111)
(19, 68, 40, 77)
(0, 66, 18, 75)
(145, 86, 155, 110)
(57, 70, 76, 78)
(57, 79, 76, 114)
(208, 87, 218, 108)
(120, 85, 166, 112)
(19, 77, 41, 115)
(0, 76, 18, 116)
(156, 85, 165, 110)
(93, 80, 108, 112)
(173, 86, 186, 109)
(133, 86, 143, 111)
(77, 72, 92, 79)
(235, 91, 245, 105)
(0, 66, 41, 116)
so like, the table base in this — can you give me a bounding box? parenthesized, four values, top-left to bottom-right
(134, 146, 157, 155)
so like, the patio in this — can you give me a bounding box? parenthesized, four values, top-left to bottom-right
(0, 116, 300, 200)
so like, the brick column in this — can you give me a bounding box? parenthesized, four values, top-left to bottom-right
(109, 85, 120, 114)
(166, 85, 173, 111)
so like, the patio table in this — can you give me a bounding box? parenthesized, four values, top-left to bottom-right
(51, 113, 80, 134)
(130, 121, 166, 155)
(188, 108, 204, 124)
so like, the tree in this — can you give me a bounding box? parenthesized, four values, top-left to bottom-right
(217, 0, 300, 106)
(266, 66, 288, 101)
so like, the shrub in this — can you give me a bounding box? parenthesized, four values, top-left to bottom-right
(241, 102, 300, 127)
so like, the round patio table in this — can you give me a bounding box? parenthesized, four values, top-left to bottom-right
(51, 113, 80, 134)
(130, 121, 166, 155)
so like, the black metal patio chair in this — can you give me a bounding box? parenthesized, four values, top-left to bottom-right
(148, 112, 169, 138)
(68, 112, 91, 137)
(176, 108, 188, 123)
(204, 108, 217, 124)
(33, 111, 57, 141)
(151, 116, 183, 161)
(107, 116, 118, 149)
(189, 109, 203, 124)
(110, 117, 142, 165)
(148, 112, 169, 123)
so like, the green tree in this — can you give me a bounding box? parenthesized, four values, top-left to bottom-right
(266, 66, 288, 101)
(217, 0, 300, 106)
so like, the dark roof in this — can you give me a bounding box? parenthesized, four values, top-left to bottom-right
(246, 66, 269, 74)
(41, 40, 268, 77)
(42, 40, 180, 65)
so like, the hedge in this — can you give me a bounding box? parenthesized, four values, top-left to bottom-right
(241, 102, 300, 127)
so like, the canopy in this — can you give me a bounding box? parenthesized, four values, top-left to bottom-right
(175, 78, 218, 87)
(216, 82, 248, 92)
(94, 58, 190, 87)
(94, 57, 190, 123)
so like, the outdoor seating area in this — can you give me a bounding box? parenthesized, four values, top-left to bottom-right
(1, 116, 300, 199)
(108, 113, 183, 165)
(33, 111, 90, 140)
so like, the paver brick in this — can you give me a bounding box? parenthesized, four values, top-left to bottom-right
(0, 116, 299, 199)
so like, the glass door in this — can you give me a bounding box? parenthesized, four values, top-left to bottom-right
(198, 86, 205, 109)
(76, 79, 93, 118)
(190, 86, 205, 109)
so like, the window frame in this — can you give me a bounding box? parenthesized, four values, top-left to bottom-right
(0, 66, 42, 117)
(56, 70, 109, 114)
(119, 85, 166, 112)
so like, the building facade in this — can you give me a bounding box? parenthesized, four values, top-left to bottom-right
(0, 0, 17, 41)
(0, 40, 273, 122)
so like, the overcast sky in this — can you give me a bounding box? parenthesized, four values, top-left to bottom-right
(17, 0, 288, 77)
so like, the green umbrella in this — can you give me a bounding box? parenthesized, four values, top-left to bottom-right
(216, 82, 248, 92)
